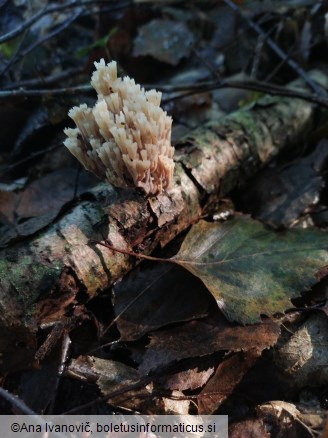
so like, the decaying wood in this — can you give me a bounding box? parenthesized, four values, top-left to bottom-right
(1, 71, 327, 368)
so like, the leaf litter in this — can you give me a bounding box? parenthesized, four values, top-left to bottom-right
(113, 262, 210, 341)
(104, 215, 328, 324)
(173, 216, 328, 323)
(139, 318, 280, 375)
(94, 210, 328, 412)
(238, 139, 328, 228)
(2, 0, 328, 426)
(133, 19, 194, 65)
(197, 350, 260, 414)
(0, 168, 96, 247)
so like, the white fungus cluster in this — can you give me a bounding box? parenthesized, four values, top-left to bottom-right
(64, 59, 174, 195)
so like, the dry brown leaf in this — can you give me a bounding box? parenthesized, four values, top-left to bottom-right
(139, 318, 280, 375)
(161, 366, 215, 392)
(198, 351, 260, 414)
(229, 418, 270, 438)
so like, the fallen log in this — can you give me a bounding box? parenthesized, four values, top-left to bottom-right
(1, 71, 327, 371)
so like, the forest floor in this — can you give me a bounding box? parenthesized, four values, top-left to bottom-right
(1, 1, 328, 437)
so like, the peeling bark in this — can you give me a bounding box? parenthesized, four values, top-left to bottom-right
(0, 72, 327, 367)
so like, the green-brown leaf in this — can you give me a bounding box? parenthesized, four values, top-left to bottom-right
(173, 217, 328, 323)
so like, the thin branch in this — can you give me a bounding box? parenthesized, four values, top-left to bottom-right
(0, 11, 81, 77)
(2, 67, 84, 90)
(250, 29, 269, 79)
(0, 387, 36, 414)
(0, 0, 132, 44)
(2, 77, 328, 109)
(0, 84, 92, 98)
(47, 333, 71, 414)
(0, 28, 29, 77)
(63, 376, 153, 414)
(223, 0, 327, 97)
(190, 46, 219, 80)
(24, 12, 80, 56)
(162, 78, 328, 108)
(93, 240, 173, 264)
(0, 388, 71, 438)
(0, 6, 54, 44)
(0, 143, 61, 177)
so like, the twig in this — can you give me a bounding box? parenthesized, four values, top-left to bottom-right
(249, 13, 276, 79)
(36, 311, 87, 361)
(162, 78, 328, 108)
(2, 77, 328, 109)
(63, 377, 153, 414)
(250, 30, 269, 79)
(20, 13, 81, 63)
(223, 0, 327, 97)
(93, 240, 173, 264)
(0, 387, 37, 414)
(47, 332, 71, 414)
(2, 67, 84, 90)
(0, 12, 81, 77)
(0, 143, 61, 177)
(0, 28, 29, 77)
(0, 0, 132, 44)
(190, 46, 219, 80)
(0, 84, 92, 98)
(0, 388, 71, 438)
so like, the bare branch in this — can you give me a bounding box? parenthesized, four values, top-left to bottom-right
(161, 78, 328, 109)
(0, 0, 132, 44)
(0, 387, 37, 414)
(2, 67, 84, 90)
(0, 11, 81, 77)
(1, 77, 328, 110)
(63, 376, 153, 414)
(223, 0, 327, 97)
(0, 84, 92, 98)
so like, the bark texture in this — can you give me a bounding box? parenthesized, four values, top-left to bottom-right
(1, 71, 327, 368)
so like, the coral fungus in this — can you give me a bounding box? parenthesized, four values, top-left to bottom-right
(64, 59, 174, 195)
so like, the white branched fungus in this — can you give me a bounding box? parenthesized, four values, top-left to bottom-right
(64, 59, 174, 195)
